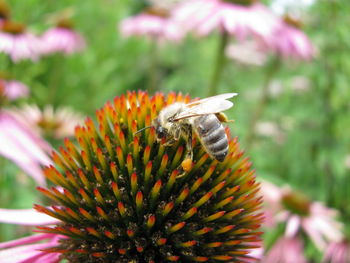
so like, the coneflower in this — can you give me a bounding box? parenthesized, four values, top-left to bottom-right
(0, 20, 40, 62)
(35, 91, 263, 262)
(40, 19, 86, 56)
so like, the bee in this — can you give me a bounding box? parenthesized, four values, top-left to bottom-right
(146, 93, 237, 163)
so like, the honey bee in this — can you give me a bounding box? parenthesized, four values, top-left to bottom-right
(149, 93, 237, 162)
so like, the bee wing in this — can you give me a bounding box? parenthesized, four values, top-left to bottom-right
(185, 93, 238, 108)
(173, 93, 237, 121)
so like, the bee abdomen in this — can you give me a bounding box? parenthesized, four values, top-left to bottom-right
(194, 114, 228, 162)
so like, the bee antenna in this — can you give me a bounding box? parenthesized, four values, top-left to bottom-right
(134, 125, 153, 135)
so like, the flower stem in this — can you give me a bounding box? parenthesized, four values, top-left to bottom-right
(48, 55, 63, 106)
(207, 30, 229, 96)
(245, 57, 280, 150)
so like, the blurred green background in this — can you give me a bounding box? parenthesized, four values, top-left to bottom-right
(1, 0, 349, 261)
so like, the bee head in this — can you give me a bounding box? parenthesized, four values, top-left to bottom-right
(153, 117, 168, 141)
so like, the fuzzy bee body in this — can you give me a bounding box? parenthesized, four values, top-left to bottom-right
(192, 114, 228, 162)
(149, 93, 237, 163)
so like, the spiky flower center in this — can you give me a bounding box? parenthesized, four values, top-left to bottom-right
(283, 15, 303, 29)
(0, 1, 10, 20)
(225, 0, 258, 6)
(144, 6, 170, 18)
(36, 91, 263, 263)
(57, 19, 73, 30)
(282, 192, 311, 216)
(2, 21, 25, 34)
(37, 118, 62, 136)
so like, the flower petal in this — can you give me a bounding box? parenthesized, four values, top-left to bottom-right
(0, 234, 61, 263)
(0, 112, 52, 186)
(0, 208, 59, 225)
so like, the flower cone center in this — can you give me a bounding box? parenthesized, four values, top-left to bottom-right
(225, 0, 258, 6)
(283, 15, 303, 29)
(2, 21, 25, 34)
(57, 19, 73, 29)
(144, 6, 170, 18)
(37, 118, 61, 135)
(0, 1, 10, 20)
(282, 192, 311, 216)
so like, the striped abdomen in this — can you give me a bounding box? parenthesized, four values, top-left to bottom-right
(193, 114, 228, 162)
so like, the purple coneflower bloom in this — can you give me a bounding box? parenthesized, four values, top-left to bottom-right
(172, 0, 282, 42)
(0, 111, 52, 186)
(281, 193, 343, 250)
(0, 208, 61, 263)
(0, 208, 58, 226)
(0, 21, 40, 62)
(40, 20, 85, 55)
(10, 104, 84, 139)
(226, 40, 268, 66)
(266, 16, 314, 60)
(174, 0, 314, 60)
(0, 233, 62, 263)
(262, 237, 307, 263)
(322, 239, 350, 263)
(261, 182, 343, 250)
(120, 6, 184, 43)
(0, 79, 29, 100)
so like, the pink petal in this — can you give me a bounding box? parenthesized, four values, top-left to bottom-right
(263, 237, 307, 263)
(302, 218, 327, 250)
(0, 112, 52, 186)
(40, 27, 86, 55)
(1, 80, 29, 100)
(0, 208, 59, 225)
(285, 215, 301, 237)
(0, 234, 62, 263)
(0, 243, 57, 263)
(0, 233, 57, 249)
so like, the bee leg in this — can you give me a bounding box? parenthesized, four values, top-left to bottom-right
(164, 137, 176, 146)
(176, 129, 193, 179)
(185, 128, 193, 160)
(215, 112, 234, 123)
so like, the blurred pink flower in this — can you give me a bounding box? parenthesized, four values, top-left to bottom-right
(0, 21, 40, 62)
(226, 40, 268, 66)
(240, 243, 264, 263)
(322, 240, 350, 263)
(259, 180, 284, 227)
(0, 208, 58, 226)
(0, 208, 62, 263)
(0, 79, 29, 100)
(0, 111, 52, 186)
(267, 18, 314, 60)
(173, 0, 314, 60)
(41, 26, 85, 55)
(262, 237, 307, 263)
(255, 121, 285, 144)
(172, 0, 282, 42)
(261, 181, 343, 250)
(120, 8, 183, 42)
(0, 233, 62, 263)
(10, 104, 84, 139)
(281, 195, 343, 250)
(290, 75, 311, 93)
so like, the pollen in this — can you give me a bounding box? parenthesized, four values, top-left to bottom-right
(181, 157, 193, 172)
